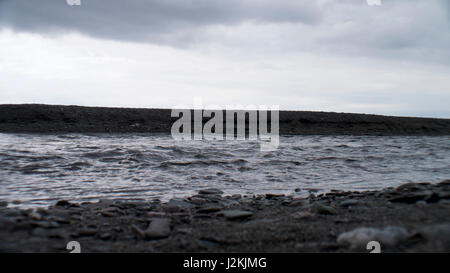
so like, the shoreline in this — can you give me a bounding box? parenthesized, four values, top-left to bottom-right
(1, 104, 450, 135)
(1, 180, 449, 253)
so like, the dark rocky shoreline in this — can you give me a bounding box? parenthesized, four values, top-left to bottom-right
(1, 104, 450, 135)
(1, 181, 449, 253)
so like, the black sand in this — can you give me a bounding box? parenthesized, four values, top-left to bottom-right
(1, 181, 449, 253)
(1, 104, 450, 135)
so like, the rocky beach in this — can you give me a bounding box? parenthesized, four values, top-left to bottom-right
(1, 104, 449, 253)
(1, 104, 450, 135)
(1, 181, 449, 253)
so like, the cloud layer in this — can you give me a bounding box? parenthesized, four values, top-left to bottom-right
(1, 0, 450, 63)
(0, 0, 321, 42)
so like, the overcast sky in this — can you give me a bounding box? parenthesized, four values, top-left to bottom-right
(1, 0, 449, 117)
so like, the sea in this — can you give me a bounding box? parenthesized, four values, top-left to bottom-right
(0, 133, 449, 208)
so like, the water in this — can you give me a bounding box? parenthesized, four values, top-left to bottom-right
(0, 133, 449, 208)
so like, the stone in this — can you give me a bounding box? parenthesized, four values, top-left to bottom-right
(389, 191, 430, 204)
(337, 226, 409, 249)
(196, 206, 222, 213)
(291, 211, 315, 219)
(438, 191, 450, 200)
(166, 199, 193, 208)
(265, 193, 285, 199)
(288, 199, 309, 207)
(396, 183, 425, 192)
(145, 218, 171, 239)
(146, 211, 167, 217)
(53, 216, 71, 224)
(221, 210, 253, 220)
(437, 180, 450, 186)
(30, 221, 60, 229)
(230, 194, 242, 200)
(0, 200, 7, 207)
(191, 194, 222, 202)
(198, 188, 224, 195)
(131, 224, 146, 239)
(100, 210, 115, 217)
(187, 197, 207, 205)
(55, 200, 71, 207)
(100, 207, 122, 217)
(98, 199, 115, 206)
(99, 232, 113, 240)
(424, 192, 440, 203)
(28, 212, 42, 220)
(313, 203, 337, 215)
(340, 199, 360, 208)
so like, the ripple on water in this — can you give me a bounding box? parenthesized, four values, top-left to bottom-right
(0, 134, 449, 208)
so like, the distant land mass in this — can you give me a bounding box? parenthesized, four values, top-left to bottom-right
(0, 104, 450, 135)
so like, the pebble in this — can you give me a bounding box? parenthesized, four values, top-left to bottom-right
(424, 192, 440, 203)
(438, 191, 450, 199)
(291, 211, 315, 219)
(313, 203, 337, 215)
(144, 218, 171, 239)
(196, 206, 222, 214)
(438, 180, 450, 186)
(0, 201, 7, 207)
(55, 200, 71, 207)
(187, 197, 207, 205)
(30, 221, 60, 229)
(146, 211, 167, 217)
(340, 199, 360, 208)
(221, 210, 253, 220)
(100, 210, 115, 217)
(265, 193, 285, 199)
(337, 226, 409, 249)
(396, 183, 425, 192)
(100, 207, 123, 217)
(99, 232, 113, 240)
(198, 188, 224, 195)
(389, 191, 430, 204)
(28, 212, 42, 220)
(166, 199, 193, 208)
(131, 225, 146, 238)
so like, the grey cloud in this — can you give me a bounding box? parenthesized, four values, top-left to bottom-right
(0, 0, 322, 43)
(1, 0, 449, 65)
(193, 0, 450, 64)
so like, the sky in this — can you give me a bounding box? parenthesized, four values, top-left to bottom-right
(0, 0, 449, 117)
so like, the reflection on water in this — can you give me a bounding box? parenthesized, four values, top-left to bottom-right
(0, 133, 449, 208)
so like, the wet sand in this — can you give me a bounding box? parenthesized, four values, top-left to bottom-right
(1, 104, 450, 135)
(1, 181, 449, 253)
